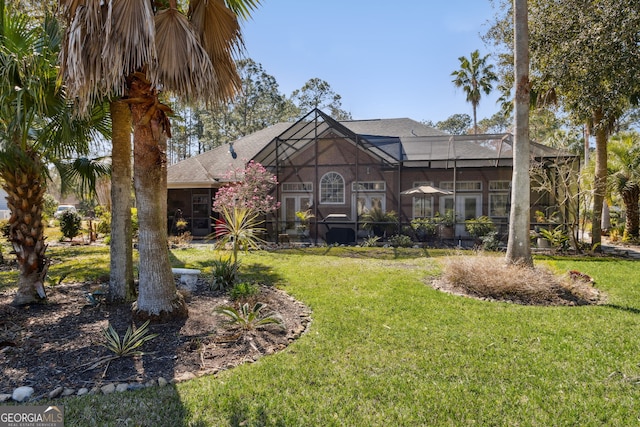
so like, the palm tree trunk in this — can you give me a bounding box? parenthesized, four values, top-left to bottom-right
(129, 75, 187, 321)
(592, 108, 607, 250)
(4, 161, 48, 305)
(108, 100, 136, 302)
(506, 0, 533, 266)
(622, 185, 640, 239)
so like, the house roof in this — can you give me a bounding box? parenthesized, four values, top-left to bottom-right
(167, 108, 577, 188)
(167, 122, 291, 188)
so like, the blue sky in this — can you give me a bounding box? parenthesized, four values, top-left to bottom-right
(241, 1, 503, 124)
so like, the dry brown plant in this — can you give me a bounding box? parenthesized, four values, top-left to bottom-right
(435, 254, 603, 306)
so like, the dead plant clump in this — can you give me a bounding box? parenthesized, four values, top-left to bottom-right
(435, 255, 604, 306)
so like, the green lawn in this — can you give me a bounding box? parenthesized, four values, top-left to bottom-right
(6, 246, 640, 426)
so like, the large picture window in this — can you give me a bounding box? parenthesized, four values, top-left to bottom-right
(320, 172, 344, 204)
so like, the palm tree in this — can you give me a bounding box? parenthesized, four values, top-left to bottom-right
(58, 0, 260, 320)
(505, 0, 533, 266)
(451, 49, 498, 135)
(0, 3, 109, 304)
(608, 132, 640, 240)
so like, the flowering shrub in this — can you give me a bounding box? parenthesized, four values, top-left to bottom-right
(212, 160, 280, 214)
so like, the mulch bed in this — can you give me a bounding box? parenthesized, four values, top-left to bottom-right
(0, 279, 311, 398)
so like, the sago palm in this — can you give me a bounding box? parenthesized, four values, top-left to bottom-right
(58, 0, 260, 320)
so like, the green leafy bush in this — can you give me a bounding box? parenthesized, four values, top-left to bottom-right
(465, 216, 496, 240)
(388, 234, 413, 248)
(96, 210, 111, 235)
(229, 282, 260, 304)
(59, 209, 82, 241)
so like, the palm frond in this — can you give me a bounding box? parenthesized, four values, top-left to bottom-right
(222, 0, 261, 20)
(56, 156, 111, 198)
(155, 7, 217, 102)
(189, 0, 243, 101)
(101, 0, 157, 95)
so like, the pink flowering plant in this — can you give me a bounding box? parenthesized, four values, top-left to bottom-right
(212, 160, 280, 214)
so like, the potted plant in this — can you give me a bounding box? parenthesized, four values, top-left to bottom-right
(410, 217, 438, 242)
(436, 210, 455, 239)
(295, 209, 315, 236)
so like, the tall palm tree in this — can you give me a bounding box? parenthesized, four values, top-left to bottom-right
(505, 0, 533, 266)
(451, 49, 498, 135)
(0, 2, 109, 304)
(608, 132, 640, 240)
(58, 0, 260, 320)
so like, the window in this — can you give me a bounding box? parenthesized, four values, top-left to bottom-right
(352, 181, 385, 191)
(489, 194, 509, 218)
(440, 181, 482, 191)
(320, 172, 344, 204)
(489, 180, 511, 191)
(355, 194, 385, 216)
(282, 182, 313, 192)
(489, 181, 510, 218)
(412, 197, 433, 218)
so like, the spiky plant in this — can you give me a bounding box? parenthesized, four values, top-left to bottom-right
(216, 302, 283, 332)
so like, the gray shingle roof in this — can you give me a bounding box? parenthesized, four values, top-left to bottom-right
(168, 109, 577, 188)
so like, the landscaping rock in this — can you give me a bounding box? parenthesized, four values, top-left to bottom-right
(61, 388, 75, 397)
(145, 379, 156, 388)
(101, 383, 116, 394)
(12, 386, 34, 402)
(0, 393, 12, 402)
(116, 383, 129, 393)
(157, 377, 168, 387)
(89, 386, 100, 395)
(48, 386, 64, 399)
(77, 388, 89, 396)
(128, 383, 145, 391)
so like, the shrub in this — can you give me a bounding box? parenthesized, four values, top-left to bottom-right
(59, 209, 82, 241)
(410, 217, 438, 240)
(539, 225, 570, 251)
(388, 234, 413, 248)
(168, 231, 193, 247)
(210, 257, 239, 291)
(96, 210, 111, 235)
(480, 231, 501, 251)
(229, 282, 260, 304)
(465, 216, 496, 240)
(0, 220, 9, 239)
(362, 235, 380, 247)
(360, 208, 398, 237)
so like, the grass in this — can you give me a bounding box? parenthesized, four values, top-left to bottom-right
(4, 245, 640, 425)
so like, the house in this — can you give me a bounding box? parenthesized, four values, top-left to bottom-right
(167, 109, 579, 243)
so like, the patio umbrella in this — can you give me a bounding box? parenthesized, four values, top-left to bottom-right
(400, 185, 453, 196)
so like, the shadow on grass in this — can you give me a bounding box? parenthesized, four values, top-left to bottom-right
(278, 246, 433, 260)
(62, 384, 202, 426)
(603, 304, 640, 315)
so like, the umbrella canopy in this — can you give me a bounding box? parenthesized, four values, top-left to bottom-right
(400, 185, 453, 196)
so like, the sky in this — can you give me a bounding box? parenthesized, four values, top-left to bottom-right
(240, 1, 503, 124)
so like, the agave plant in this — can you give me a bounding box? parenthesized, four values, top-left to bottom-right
(215, 302, 283, 332)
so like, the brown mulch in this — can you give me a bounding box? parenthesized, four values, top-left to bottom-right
(0, 279, 311, 398)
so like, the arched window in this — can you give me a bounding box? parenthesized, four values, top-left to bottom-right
(320, 172, 344, 204)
